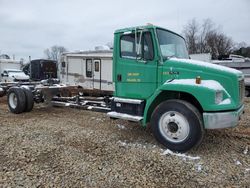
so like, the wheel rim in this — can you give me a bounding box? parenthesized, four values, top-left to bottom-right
(9, 93, 18, 109)
(159, 111, 190, 143)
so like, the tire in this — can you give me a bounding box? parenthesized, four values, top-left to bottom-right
(151, 99, 204, 152)
(22, 88, 34, 112)
(0, 88, 6, 97)
(7, 87, 26, 114)
(245, 89, 250, 97)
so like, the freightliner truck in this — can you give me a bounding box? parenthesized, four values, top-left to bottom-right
(4, 25, 245, 152)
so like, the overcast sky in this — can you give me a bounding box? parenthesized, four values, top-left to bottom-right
(0, 0, 249, 60)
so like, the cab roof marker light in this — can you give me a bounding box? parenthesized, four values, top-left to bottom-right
(123, 31, 132, 34)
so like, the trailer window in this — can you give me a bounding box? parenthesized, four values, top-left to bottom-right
(95, 61, 100, 72)
(86, 59, 92, 77)
(120, 32, 154, 61)
(61, 61, 66, 68)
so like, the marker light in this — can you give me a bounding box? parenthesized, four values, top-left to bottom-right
(196, 76, 201, 84)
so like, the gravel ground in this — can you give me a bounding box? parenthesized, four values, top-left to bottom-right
(0, 96, 250, 187)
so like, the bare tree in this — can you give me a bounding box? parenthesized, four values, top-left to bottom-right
(216, 33, 234, 56)
(198, 19, 215, 53)
(183, 19, 199, 54)
(44, 45, 67, 61)
(183, 19, 235, 59)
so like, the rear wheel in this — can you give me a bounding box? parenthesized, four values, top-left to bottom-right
(22, 88, 34, 112)
(245, 89, 250, 97)
(7, 87, 26, 114)
(0, 88, 6, 97)
(151, 99, 204, 152)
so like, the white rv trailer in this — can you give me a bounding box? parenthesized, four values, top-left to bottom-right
(59, 50, 114, 95)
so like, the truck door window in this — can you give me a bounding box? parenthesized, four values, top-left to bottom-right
(120, 32, 154, 61)
(120, 34, 136, 59)
(86, 59, 92, 77)
(143, 32, 154, 61)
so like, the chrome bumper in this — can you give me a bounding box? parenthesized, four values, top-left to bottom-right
(203, 105, 244, 129)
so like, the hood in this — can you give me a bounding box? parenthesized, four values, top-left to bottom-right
(9, 72, 30, 80)
(166, 58, 243, 81)
(169, 58, 242, 76)
(163, 58, 244, 108)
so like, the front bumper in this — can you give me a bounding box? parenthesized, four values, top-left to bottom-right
(203, 105, 244, 129)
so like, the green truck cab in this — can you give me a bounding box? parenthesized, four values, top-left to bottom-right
(107, 25, 245, 152)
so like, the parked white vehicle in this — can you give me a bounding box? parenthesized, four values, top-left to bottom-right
(1, 69, 30, 82)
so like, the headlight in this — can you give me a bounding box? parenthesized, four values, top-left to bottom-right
(215, 91, 223, 104)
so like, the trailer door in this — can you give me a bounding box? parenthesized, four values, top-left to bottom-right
(93, 59, 101, 90)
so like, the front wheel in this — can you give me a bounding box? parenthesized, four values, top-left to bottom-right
(151, 99, 204, 152)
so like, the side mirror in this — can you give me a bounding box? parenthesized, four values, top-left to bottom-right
(1, 73, 8, 77)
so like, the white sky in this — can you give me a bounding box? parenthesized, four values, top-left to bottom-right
(0, 0, 249, 60)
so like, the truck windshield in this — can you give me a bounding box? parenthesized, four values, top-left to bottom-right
(156, 29, 189, 60)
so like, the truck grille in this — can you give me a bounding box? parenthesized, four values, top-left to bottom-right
(239, 79, 245, 103)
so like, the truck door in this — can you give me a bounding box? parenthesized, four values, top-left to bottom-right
(93, 59, 101, 90)
(115, 30, 157, 99)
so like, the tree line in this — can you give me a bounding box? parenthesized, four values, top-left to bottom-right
(44, 45, 67, 61)
(182, 18, 250, 59)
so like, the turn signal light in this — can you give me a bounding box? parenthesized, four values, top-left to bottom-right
(196, 76, 201, 84)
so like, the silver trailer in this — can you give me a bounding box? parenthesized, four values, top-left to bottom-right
(59, 50, 114, 96)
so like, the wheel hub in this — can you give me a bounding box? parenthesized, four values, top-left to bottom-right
(9, 93, 17, 109)
(167, 122, 178, 133)
(159, 111, 190, 143)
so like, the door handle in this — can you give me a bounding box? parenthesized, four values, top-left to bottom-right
(137, 59, 147, 64)
(117, 74, 122, 82)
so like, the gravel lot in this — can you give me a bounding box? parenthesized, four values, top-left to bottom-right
(0, 97, 250, 187)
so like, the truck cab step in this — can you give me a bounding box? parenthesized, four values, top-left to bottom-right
(113, 97, 144, 104)
(107, 111, 143, 122)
